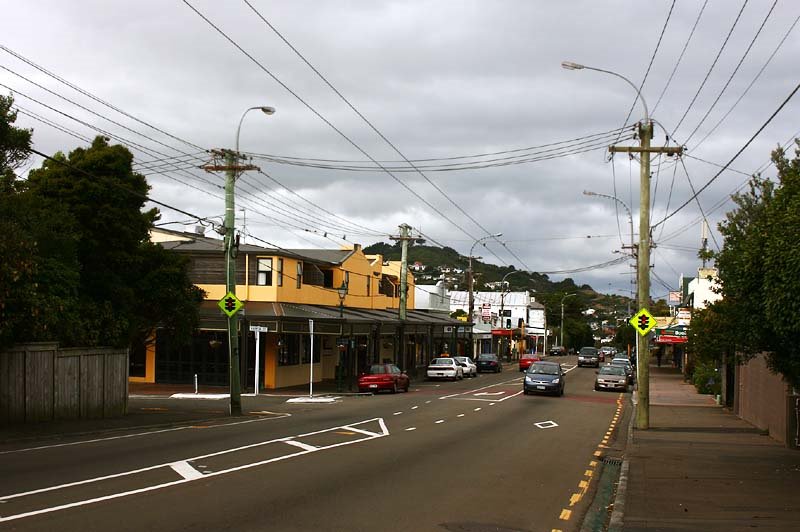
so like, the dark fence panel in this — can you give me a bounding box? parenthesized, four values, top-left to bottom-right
(0, 343, 128, 424)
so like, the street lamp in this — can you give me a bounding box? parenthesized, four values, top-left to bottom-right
(467, 233, 503, 358)
(337, 281, 348, 319)
(583, 190, 635, 257)
(224, 105, 275, 416)
(560, 293, 576, 349)
(563, 60, 675, 430)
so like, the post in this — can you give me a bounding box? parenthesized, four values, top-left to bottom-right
(254, 331, 260, 394)
(309, 319, 314, 397)
(636, 120, 652, 430)
(467, 255, 475, 359)
(224, 150, 242, 416)
(398, 225, 409, 371)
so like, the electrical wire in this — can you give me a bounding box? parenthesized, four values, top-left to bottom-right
(670, 0, 749, 139)
(652, 0, 708, 115)
(683, 0, 777, 145)
(654, 78, 800, 229)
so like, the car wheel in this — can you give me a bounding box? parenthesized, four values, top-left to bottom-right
(560, 386, 564, 396)
(523, 389, 529, 395)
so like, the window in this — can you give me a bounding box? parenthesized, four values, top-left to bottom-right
(277, 258, 283, 287)
(366, 273, 371, 296)
(256, 258, 273, 286)
(278, 334, 321, 366)
(296, 261, 303, 289)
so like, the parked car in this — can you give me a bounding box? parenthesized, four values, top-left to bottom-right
(577, 347, 600, 367)
(594, 365, 628, 392)
(358, 363, 410, 393)
(610, 357, 635, 384)
(427, 357, 463, 381)
(519, 353, 542, 372)
(599, 346, 616, 362)
(549, 345, 566, 356)
(523, 361, 565, 396)
(476, 353, 503, 373)
(453, 356, 477, 378)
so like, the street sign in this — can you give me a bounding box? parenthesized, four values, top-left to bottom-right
(218, 292, 243, 318)
(249, 325, 269, 333)
(630, 308, 656, 336)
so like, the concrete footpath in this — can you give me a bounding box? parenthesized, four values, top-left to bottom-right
(615, 365, 800, 531)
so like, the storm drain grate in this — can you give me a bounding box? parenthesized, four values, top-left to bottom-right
(602, 456, 623, 465)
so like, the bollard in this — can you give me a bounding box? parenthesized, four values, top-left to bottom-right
(194, 373, 198, 394)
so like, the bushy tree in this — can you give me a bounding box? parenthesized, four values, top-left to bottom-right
(712, 140, 800, 387)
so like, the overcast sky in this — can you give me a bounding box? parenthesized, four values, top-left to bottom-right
(4, 0, 799, 299)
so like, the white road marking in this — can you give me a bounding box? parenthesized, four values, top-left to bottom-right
(425, 400, 432, 404)
(393, 412, 403, 416)
(457, 414, 465, 417)
(474, 407, 482, 411)
(404, 427, 416, 431)
(169, 460, 203, 480)
(411, 406, 419, 410)
(340, 425, 382, 438)
(0, 417, 388, 523)
(283, 440, 319, 452)
(435, 420, 445, 424)
(474, 392, 505, 396)
(535, 420, 559, 429)
(489, 403, 496, 406)
(0, 412, 292, 455)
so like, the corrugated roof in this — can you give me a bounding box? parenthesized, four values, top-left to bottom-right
(284, 249, 353, 265)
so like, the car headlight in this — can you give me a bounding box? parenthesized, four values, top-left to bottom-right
(552, 378, 560, 384)
(525, 376, 533, 383)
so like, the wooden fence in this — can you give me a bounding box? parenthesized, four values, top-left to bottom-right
(0, 342, 128, 424)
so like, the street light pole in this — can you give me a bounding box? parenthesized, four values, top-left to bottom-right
(560, 293, 576, 349)
(563, 61, 682, 429)
(224, 106, 274, 416)
(467, 233, 502, 358)
(583, 190, 635, 258)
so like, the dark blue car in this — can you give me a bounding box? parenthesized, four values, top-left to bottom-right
(523, 361, 565, 396)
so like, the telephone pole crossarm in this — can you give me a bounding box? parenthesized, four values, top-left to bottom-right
(609, 146, 684, 156)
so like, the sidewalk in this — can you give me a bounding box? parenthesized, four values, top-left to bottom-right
(618, 365, 800, 531)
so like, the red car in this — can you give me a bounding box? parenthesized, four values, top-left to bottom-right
(519, 353, 542, 372)
(358, 363, 410, 393)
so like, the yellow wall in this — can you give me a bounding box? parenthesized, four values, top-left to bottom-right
(129, 337, 156, 383)
(197, 246, 414, 312)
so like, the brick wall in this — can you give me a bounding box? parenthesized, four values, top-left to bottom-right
(736, 353, 790, 445)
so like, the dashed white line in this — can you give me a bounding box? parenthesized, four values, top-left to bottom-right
(435, 420, 445, 424)
(474, 407, 482, 411)
(411, 406, 419, 410)
(405, 427, 417, 431)
(425, 400, 432, 404)
(489, 403, 496, 406)
(457, 414, 465, 417)
(393, 412, 403, 416)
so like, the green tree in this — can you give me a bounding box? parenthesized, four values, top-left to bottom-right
(713, 140, 800, 387)
(16, 135, 203, 349)
(0, 94, 83, 346)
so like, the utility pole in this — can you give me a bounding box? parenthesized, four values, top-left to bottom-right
(390, 224, 424, 371)
(203, 149, 258, 416)
(610, 123, 682, 429)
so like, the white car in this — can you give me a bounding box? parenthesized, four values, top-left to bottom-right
(453, 356, 477, 377)
(427, 357, 463, 381)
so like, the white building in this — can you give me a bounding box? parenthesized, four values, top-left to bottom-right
(684, 267, 722, 310)
(415, 282, 451, 312)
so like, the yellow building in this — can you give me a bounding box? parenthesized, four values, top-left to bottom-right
(132, 228, 462, 389)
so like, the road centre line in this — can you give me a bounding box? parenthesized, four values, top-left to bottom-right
(0, 417, 388, 523)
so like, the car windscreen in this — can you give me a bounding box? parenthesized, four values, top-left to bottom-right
(368, 365, 387, 374)
(431, 359, 452, 366)
(580, 348, 598, 355)
(527, 363, 560, 375)
(599, 366, 626, 375)
(454, 357, 467, 363)
(477, 354, 495, 361)
(610, 360, 630, 368)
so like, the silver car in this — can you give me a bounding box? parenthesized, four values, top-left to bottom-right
(594, 365, 628, 392)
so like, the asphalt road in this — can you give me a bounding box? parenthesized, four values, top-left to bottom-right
(0, 356, 629, 532)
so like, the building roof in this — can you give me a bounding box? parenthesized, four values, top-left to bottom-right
(152, 228, 353, 265)
(448, 290, 543, 309)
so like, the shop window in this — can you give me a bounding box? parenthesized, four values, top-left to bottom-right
(296, 262, 303, 289)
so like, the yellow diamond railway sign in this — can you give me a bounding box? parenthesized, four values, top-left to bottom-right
(218, 292, 243, 318)
(630, 308, 656, 336)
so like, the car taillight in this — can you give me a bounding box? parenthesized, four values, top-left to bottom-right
(381, 376, 393, 382)
(490, 361, 497, 366)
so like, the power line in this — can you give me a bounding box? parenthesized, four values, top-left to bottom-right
(653, 79, 800, 229)
(652, 0, 708, 115)
(683, 0, 777, 145)
(670, 0, 749, 138)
